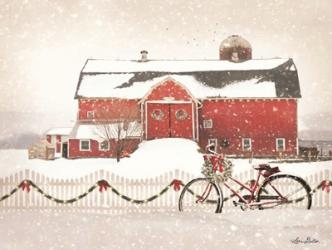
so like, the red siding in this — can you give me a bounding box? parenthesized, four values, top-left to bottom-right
(145, 80, 193, 101)
(68, 139, 140, 159)
(198, 99, 297, 157)
(78, 99, 140, 121)
(74, 81, 298, 157)
(56, 135, 61, 153)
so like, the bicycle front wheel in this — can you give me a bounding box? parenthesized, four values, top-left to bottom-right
(178, 178, 223, 213)
(257, 174, 312, 209)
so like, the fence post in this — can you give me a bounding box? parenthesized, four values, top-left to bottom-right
(24, 169, 30, 208)
(323, 169, 330, 208)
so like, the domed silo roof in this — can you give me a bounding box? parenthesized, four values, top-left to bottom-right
(219, 35, 252, 62)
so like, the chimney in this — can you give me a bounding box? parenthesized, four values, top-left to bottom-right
(140, 50, 148, 62)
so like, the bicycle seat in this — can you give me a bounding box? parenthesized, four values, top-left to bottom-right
(254, 164, 272, 171)
(254, 164, 280, 177)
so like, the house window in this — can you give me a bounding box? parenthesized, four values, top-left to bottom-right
(99, 140, 110, 151)
(276, 138, 285, 151)
(207, 138, 218, 153)
(203, 119, 213, 129)
(80, 140, 90, 151)
(242, 138, 252, 151)
(87, 111, 94, 119)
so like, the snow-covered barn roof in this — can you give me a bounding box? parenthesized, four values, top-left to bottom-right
(70, 121, 142, 141)
(75, 58, 301, 99)
(46, 127, 72, 136)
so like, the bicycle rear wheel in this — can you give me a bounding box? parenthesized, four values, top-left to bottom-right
(178, 178, 223, 213)
(256, 174, 312, 209)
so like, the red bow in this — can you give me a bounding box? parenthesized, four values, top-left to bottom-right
(20, 180, 30, 192)
(321, 180, 331, 193)
(98, 180, 109, 192)
(172, 179, 182, 192)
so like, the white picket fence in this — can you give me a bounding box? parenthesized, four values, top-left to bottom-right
(0, 169, 331, 214)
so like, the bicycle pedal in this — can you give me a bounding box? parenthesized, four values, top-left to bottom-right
(232, 201, 238, 207)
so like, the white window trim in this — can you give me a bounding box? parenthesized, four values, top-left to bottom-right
(203, 119, 213, 129)
(80, 139, 91, 151)
(242, 138, 252, 151)
(99, 140, 110, 151)
(87, 111, 94, 119)
(276, 138, 286, 151)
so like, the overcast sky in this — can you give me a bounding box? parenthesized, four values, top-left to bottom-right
(0, 0, 332, 135)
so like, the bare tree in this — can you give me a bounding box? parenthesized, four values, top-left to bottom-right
(94, 119, 142, 162)
(92, 105, 142, 162)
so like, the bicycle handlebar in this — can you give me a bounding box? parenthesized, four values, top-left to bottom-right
(205, 143, 218, 155)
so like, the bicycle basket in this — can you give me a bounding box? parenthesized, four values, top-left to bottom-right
(201, 154, 233, 183)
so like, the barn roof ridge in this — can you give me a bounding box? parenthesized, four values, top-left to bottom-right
(74, 58, 300, 99)
(81, 57, 292, 74)
(84, 57, 287, 62)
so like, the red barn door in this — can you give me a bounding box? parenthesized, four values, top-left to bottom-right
(169, 103, 193, 138)
(146, 103, 170, 139)
(146, 102, 193, 140)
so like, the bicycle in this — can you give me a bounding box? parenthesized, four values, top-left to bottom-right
(178, 145, 312, 213)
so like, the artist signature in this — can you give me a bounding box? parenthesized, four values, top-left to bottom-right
(291, 237, 319, 244)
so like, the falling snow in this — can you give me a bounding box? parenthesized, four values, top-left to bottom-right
(1, 1, 332, 249)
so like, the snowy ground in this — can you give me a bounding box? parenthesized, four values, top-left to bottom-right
(1, 139, 332, 250)
(0, 209, 330, 250)
(0, 138, 331, 179)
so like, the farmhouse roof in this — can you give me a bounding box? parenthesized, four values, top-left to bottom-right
(75, 58, 301, 99)
(70, 121, 142, 141)
(45, 127, 72, 136)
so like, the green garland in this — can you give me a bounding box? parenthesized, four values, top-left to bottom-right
(0, 179, 331, 206)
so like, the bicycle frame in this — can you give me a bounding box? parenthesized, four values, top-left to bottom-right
(202, 144, 288, 208)
(220, 170, 287, 208)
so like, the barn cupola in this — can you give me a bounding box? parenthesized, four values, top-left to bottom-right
(219, 35, 252, 62)
(139, 50, 148, 62)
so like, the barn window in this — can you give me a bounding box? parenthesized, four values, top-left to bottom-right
(276, 138, 285, 151)
(80, 140, 90, 151)
(203, 119, 213, 129)
(99, 140, 110, 151)
(208, 138, 218, 153)
(242, 138, 252, 151)
(87, 111, 94, 119)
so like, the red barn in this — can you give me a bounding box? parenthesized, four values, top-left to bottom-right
(65, 35, 301, 159)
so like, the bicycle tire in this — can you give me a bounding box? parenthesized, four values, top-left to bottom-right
(178, 177, 223, 213)
(256, 174, 312, 209)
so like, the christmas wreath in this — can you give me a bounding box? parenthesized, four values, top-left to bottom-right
(151, 109, 164, 120)
(220, 138, 230, 148)
(201, 156, 233, 183)
(175, 109, 188, 120)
